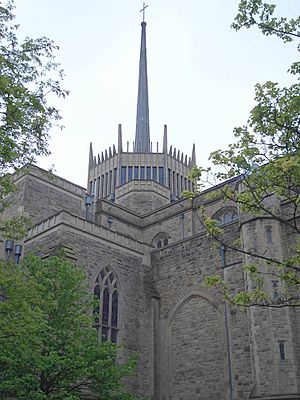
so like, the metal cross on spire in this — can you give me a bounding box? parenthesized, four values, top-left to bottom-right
(140, 2, 148, 22)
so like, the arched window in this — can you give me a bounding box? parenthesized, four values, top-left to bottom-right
(213, 207, 239, 227)
(152, 232, 170, 249)
(93, 267, 119, 344)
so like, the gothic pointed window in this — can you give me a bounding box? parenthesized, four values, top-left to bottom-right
(94, 268, 119, 344)
(213, 207, 239, 227)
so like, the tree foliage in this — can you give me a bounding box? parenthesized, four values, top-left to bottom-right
(0, 254, 138, 399)
(189, 0, 300, 307)
(0, 1, 68, 214)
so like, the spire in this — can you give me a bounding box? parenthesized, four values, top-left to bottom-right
(134, 20, 150, 153)
(89, 142, 94, 168)
(192, 143, 196, 166)
(118, 124, 123, 154)
(163, 124, 168, 154)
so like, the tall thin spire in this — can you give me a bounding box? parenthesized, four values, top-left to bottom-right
(88, 142, 94, 168)
(163, 124, 168, 154)
(134, 17, 150, 153)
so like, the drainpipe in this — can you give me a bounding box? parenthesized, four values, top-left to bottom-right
(220, 245, 234, 400)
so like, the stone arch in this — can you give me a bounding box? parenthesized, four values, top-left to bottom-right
(212, 206, 239, 226)
(167, 290, 222, 326)
(151, 232, 170, 249)
(165, 291, 227, 400)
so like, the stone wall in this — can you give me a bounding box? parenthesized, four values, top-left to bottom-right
(115, 180, 170, 215)
(1, 166, 86, 226)
(2, 165, 300, 400)
(240, 217, 300, 398)
(24, 214, 155, 398)
(151, 221, 253, 400)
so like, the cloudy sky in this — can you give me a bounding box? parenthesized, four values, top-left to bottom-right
(13, 0, 298, 188)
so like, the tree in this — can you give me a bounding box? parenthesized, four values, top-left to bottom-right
(0, 254, 138, 400)
(0, 1, 68, 233)
(188, 0, 300, 307)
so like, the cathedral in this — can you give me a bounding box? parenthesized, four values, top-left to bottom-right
(1, 15, 300, 400)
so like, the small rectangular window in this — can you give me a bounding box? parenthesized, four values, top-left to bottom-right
(113, 168, 117, 190)
(128, 166, 133, 181)
(105, 173, 108, 196)
(266, 226, 272, 244)
(101, 175, 104, 197)
(159, 167, 164, 185)
(140, 166, 145, 180)
(147, 166, 151, 179)
(97, 177, 100, 198)
(134, 166, 139, 179)
(168, 169, 171, 188)
(279, 341, 285, 360)
(152, 166, 157, 181)
(172, 171, 175, 191)
(121, 166, 127, 185)
(89, 181, 93, 194)
(109, 171, 112, 194)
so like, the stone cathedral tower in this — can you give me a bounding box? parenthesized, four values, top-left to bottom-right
(87, 20, 196, 214)
(1, 12, 300, 400)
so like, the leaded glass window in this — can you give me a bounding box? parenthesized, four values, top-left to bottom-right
(146, 166, 151, 179)
(93, 267, 119, 344)
(128, 166, 133, 181)
(213, 207, 239, 227)
(101, 175, 104, 198)
(102, 288, 109, 325)
(113, 168, 117, 190)
(121, 167, 127, 185)
(97, 177, 100, 198)
(266, 226, 273, 244)
(159, 167, 164, 185)
(279, 341, 285, 360)
(153, 233, 169, 249)
(134, 166, 139, 179)
(152, 166, 157, 181)
(109, 170, 112, 194)
(105, 172, 108, 196)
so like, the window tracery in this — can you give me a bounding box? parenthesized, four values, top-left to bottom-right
(213, 207, 239, 226)
(93, 267, 119, 344)
(152, 233, 170, 249)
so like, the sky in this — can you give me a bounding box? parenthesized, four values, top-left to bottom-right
(13, 0, 298, 188)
